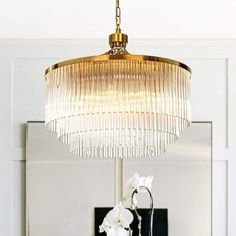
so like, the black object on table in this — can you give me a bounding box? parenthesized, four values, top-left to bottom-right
(95, 208, 168, 236)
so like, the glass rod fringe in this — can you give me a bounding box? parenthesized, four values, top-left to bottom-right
(45, 60, 191, 158)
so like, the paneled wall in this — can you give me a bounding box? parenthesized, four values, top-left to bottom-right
(0, 39, 236, 236)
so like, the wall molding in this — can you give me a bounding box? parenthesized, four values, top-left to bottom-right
(0, 39, 236, 236)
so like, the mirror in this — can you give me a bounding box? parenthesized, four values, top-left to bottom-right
(26, 122, 212, 236)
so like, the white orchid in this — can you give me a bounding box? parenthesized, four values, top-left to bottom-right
(99, 173, 154, 235)
(125, 173, 153, 208)
(99, 202, 133, 234)
(127, 173, 153, 192)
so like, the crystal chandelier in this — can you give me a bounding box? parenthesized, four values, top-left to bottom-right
(44, 0, 191, 158)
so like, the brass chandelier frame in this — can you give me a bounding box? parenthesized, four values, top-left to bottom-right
(45, 54, 191, 75)
(45, 0, 191, 76)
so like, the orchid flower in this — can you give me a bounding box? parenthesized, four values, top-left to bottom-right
(99, 202, 133, 234)
(125, 173, 153, 208)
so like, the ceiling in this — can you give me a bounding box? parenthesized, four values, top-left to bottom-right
(0, 0, 235, 39)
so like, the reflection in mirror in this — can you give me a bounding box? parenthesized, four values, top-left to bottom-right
(26, 122, 211, 236)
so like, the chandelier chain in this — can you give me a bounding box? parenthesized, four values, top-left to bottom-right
(116, 0, 121, 33)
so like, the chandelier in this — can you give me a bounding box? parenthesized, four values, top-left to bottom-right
(44, 0, 191, 158)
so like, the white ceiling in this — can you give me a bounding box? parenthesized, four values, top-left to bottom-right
(0, 0, 236, 39)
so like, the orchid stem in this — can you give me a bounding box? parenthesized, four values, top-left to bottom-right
(131, 186, 154, 236)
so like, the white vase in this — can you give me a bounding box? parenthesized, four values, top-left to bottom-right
(106, 227, 129, 236)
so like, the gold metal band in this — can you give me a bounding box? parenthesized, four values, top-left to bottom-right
(45, 54, 192, 75)
(109, 33, 128, 45)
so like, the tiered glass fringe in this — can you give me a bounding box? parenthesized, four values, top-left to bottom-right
(45, 60, 191, 158)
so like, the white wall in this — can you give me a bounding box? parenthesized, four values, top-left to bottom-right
(0, 39, 236, 236)
(0, 0, 236, 39)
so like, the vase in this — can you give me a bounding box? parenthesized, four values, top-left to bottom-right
(106, 227, 130, 236)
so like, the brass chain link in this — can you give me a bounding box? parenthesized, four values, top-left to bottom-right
(116, 0, 121, 33)
(106, 0, 128, 54)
